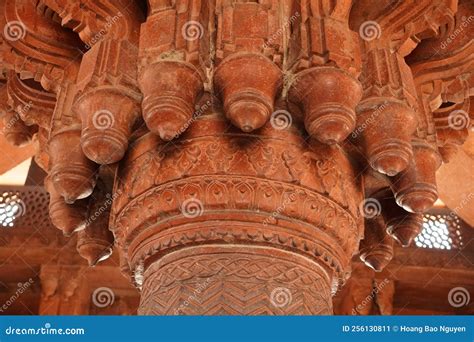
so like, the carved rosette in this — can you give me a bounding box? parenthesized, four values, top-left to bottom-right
(111, 111, 363, 315)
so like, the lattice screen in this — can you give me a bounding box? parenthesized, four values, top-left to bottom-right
(415, 213, 464, 250)
(0, 187, 52, 229)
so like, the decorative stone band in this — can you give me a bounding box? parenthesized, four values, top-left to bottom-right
(138, 246, 333, 315)
(112, 115, 362, 219)
(111, 114, 362, 297)
(113, 175, 357, 290)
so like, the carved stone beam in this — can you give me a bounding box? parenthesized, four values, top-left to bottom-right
(288, 0, 362, 145)
(408, 2, 473, 153)
(39, 0, 140, 48)
(138, 0, 208, 140)
(2, 0, 82, 86)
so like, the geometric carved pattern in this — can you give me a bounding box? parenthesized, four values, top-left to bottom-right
(138, 248, 333, 315)
(115, 176, 355, 284)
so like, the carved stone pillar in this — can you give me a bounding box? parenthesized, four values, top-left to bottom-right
(1, 0, 472, 316)
(111, 111, 363, 315)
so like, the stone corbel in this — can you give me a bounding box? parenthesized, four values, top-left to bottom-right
(359, 216, 394, 272)
(378, 190, 424, 247)
(77, 182, 114, 266)
(45, 176, 90, 236)
(213, 0, 285, 132)
(288, 0, 362, 145)
(48, 0, 146, 165)
(390, 139, 442, 213)
(74, 39, 142, 164)
(3, 0, 98, 204)
(433, 101, 470, 162)
(354, 47, 418, 177)
(48, 128, 98, 203)
(138, 0, 207, 140)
